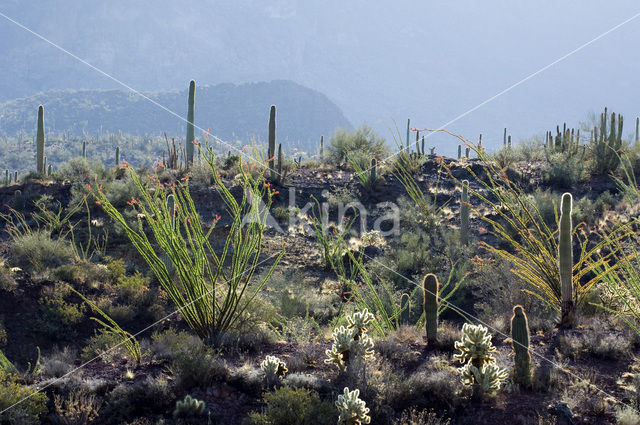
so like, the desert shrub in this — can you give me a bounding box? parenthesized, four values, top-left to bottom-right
(9, 231, 75, 275)
(0, 261, 17, 292)
(616, 406, 640, 425)
(389, 368, 463, 411)
(53, 388, 102, 425)
(0, 370, 48, 425)
(515, 137, 545, 162)
(493, 146, 518, 170)
(393, 408, 451, 425)
(102, 375, 173, 423)
(55, 158, 102, 183)
(52, 261, 111, 291)
(242, 386, 335, 425)
(39, 347, 76, 379)
(81, 330, 127, 363)
(37, 284, 85, 338)
(328, 125, 387, 165)
(542, 152, 585, 188)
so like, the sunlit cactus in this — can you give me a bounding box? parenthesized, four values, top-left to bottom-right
(36, 105, 45, 174)
(422, 273, 439, 345)
(511, 305, 531, 385)
(260, 355, 288, 388)
(559, 192, 574, 328)
(186, 80, 195, 166)
(336, 387, 371, 425)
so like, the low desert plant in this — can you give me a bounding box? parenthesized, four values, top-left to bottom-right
(243, 386, 335, 425)
(336, 387, 371, 425)
(53, 389, 102, 425)
(325, 309, 375, 372)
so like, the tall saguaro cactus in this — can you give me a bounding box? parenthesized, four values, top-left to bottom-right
(559, 193, 574, 328)
(511, 305, 531, 385)
(268, 105, 277, 181)
(460, 180, 470, 245)
(115, 146, 120, 167)
(320, 135, 324, 160)
(36, 105, 45, 174)
(186, 80, 196, 166)
(423, 273, 439, 345)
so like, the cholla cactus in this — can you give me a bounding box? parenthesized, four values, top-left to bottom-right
(336, 387, 371, 425)
(260, 355, 288, 387)
(325, 309, 375, 371)
(173, 394, 205, 418)
(454, 323, 507, 395)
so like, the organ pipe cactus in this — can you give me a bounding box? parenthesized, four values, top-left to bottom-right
(186, 80, 195, 166)
(268, 105, 277, 181)
(36, 105, 45, 174)
(511, 305, 531, 385)
(422, 273, 439, 345)
(460, 180, 470, 245)
(559, 192, 574, 328)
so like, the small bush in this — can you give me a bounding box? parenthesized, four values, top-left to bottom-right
(393, 408, 451, 425)
(9, 231, 75, 275)
(542, 152, 585, 188)
(102, 375, 173, 423)
(53, 388, 102, 425)
(0, 370, 48, 425)
(242, 386, 335, 425)
(328, 125, 387, 165)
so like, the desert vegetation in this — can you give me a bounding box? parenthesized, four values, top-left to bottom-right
(1, 85, 640, 425)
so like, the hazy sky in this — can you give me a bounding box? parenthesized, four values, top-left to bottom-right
(1, 1, 639, 155)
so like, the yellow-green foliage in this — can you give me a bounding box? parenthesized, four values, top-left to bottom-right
(325, 309, 375, 371)
(336, 387, 370, 425)
(0, 370, 48, 425)
(243, 386, 335, 425)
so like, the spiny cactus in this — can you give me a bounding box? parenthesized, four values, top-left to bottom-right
(465, 147, 470, 158)
(320, 135, 324, 160)
(186, 80, 196, 166)
(173, 395, 205, 419)
(457, 145, 462, 159)
(115, 146, 120, 167)
(511, 305, 531, 385)
(82, 140, 86, 158)
(268, 105, 277, 181)
(260, 355, 288, 388)
(400, 293, 410, 325)
(460, 180, 470, 245)
(325, 309, 375, 371)
(455, 323, 508, 396)
(559, 192, 574, 328)
(36, 105, 45, 174)
(592, 107, 624, 175)
(336, 387, 371, 425)
(370, 158, 377, 184)
(503, 127, 507, 146)
(422, 274, 439, 345)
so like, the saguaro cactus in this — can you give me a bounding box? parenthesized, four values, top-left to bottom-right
(82, 140, 86, 158)
(370, 158, 377, 184)
(320, 135, 324, 160)
(511, 305, 531, 385)
(406, 118, 410, 149)
(277, 143, 283, 183)
(115, 146, 120, 167)
(268, 105, 277, 181)
(36, 105, 45, 174)
(457, 145, 462, 159)
(559, 193, 574, 328)
(460, 180, 470, 245)
(186, 80, 195, 166)
(423, 273, 439, 345)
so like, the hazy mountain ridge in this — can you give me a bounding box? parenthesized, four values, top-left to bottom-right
(0, 80, 352, 150)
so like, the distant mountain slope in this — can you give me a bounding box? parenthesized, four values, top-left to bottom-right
(0, 80, 352, 150)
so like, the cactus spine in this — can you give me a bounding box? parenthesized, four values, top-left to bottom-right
(36, 105, 45, 174)
(115, 146, 120, 167)
(460, 180, 470, 245)
(559, 193, 574, 328)
(423, 273, 439, 345)
(186, 80, 195, 166)
(400, 293, 410, 325)
(268, 105, 277, 181)
(511, 305, 531, 385)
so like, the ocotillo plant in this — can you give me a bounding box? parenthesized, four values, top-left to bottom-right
(511, 305, 531, 385)
(400, 293, 410, 325)
(460, 180, 470, 245)
(115, 146, 120, 167)
(559, 192, 574, 328)
(36, 105, 45, 174)
(186, 80, 195, 166)
(423, 273, 439, 345)
(268, 105, 277, 181)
